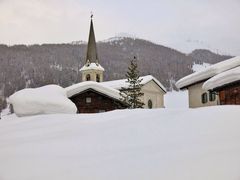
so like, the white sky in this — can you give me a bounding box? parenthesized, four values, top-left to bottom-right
(0, 0, 239, 55)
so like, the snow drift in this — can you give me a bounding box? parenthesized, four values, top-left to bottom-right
(1, 106, 240, 180)
(9, 85, 77, 116)
(65, 81, 121, 99)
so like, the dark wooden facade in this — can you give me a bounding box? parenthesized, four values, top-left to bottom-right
(216, 81, 240, 105)
(69, 89, 127, 113)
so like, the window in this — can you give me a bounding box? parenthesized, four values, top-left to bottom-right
(201, 93, 208, 104)
(86, 97, 92, 103)
(209, 91, 216, 101)
(96, 74, 100, 82)
(86, 74, 91, 81)
(148, 99, 153, 109)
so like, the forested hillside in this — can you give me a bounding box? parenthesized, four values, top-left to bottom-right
(0, 37, 232, 107)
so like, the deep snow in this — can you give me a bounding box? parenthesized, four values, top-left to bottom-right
(1, 106, 240, 180)
(65, 81, 121, 99)
(164, 90, 188, 108)
(9, 85, 77, 117)
(203, 66, 240, 90)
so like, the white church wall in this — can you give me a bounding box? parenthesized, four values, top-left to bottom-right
(81, 69, 104, 82)
(141, 80, 165, 108)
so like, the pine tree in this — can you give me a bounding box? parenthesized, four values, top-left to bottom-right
(120, 56, 144, 108)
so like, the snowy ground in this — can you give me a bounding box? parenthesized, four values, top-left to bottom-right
(164, 90, 188, 108)
(1, 106, 240, 180)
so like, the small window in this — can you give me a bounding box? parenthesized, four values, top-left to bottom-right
(86, 97, 92, 103)
(96, 74, 100, 82)
(148, 99, 153, 109)
(86, 74, 91, 81)
(209, 91, 216, 101)
(201, 93, 208, 104)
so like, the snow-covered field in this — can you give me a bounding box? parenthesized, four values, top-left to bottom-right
(164, 90, 188, 108)
(1, 106, 240, 180)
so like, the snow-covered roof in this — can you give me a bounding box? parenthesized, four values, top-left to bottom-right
(101, 75, 167, 93)
(176, 56, 240, 89)
(203, 66, 240, 90)
(65, 81, 121, 100)
(79, 63, 104, 71)
(9, 85, 77, 117)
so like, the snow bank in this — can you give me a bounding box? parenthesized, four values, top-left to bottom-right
(65, 81, 121, 100)
(164, 90, 188, 108)
(176, 56, 240, 89)
(9, 85, 77, 117)
(101, 75, 167, 93)
(1, 106, 240, 180)
(203, 66, 240, 90)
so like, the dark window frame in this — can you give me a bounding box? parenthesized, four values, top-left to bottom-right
(209, 91, 216, 101)
(96, 74, 100, 82)
(86, 74, 91, 81)
(201, 93, 208, 104)
(148, 99, 153, 109)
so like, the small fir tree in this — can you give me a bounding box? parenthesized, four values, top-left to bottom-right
(120, 56, 144, 108)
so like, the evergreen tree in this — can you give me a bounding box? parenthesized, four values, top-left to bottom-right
(120, 56, 144, 108)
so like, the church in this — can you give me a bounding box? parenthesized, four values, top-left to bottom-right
(65, 16, 166, 113)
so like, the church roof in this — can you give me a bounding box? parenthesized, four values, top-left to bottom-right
(101, 75, 167, 93)
(79, 62, 104, 71)
(86, 17, 98, 63)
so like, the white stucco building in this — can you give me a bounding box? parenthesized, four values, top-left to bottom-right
(101, 75, 166, 108)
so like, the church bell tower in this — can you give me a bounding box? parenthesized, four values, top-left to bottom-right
(80, 14, 104, 82)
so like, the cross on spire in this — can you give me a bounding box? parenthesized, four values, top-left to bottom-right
(90, 12, 93, 19)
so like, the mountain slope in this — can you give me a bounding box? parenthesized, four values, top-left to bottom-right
(189, 49, 232, 64)
(0, 37, 232, 103)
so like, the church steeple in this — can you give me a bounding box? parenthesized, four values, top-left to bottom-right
(80, 14, 104, 82)
(86, 15, 98, 63)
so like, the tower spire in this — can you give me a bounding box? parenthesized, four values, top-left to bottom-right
(80, 15, 104, 82)
(86, 13, 98, 63)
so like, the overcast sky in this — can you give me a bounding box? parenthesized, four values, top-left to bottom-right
(0, 0, 239, 55)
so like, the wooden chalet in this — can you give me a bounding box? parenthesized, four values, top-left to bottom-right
(66, 82, 127, 113)
(203, 66, 240, 105)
